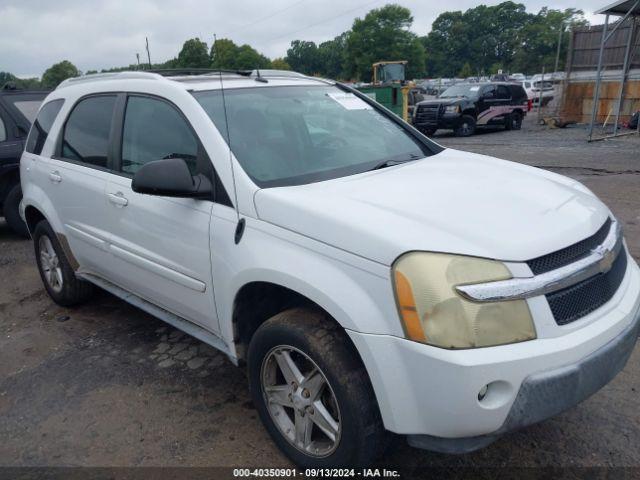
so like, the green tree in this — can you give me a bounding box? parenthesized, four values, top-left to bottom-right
(286, 40, 320, 75)
(422, 2, 530, 77)
(511, 8, 587, 73)
(270, 58, 291, 70)
(41, 60, 79, 88)
(345, 4, 425, 81)
(421, 2, 588, 77)
(210, 38, 239, 69)
(317, 33, 349, 79)
(177, 38, 210, 68)
(235, 44, 271, 70)
(458, 62, 474, 78)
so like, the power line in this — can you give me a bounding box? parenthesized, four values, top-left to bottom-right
(217, 0, 310, 37)
(265, 0, 382, 43)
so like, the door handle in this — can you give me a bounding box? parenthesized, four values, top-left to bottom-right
(49, 171, 62, 183)
(108, 192, 129, 207)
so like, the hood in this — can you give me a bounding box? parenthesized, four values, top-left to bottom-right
(254, 149, 609, 266)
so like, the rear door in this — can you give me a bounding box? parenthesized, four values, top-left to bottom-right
(103, 94, 219, 332)
(477, 85, 511, 126)
(44, 94, 117, 274)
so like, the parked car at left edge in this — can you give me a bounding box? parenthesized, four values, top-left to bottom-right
(0, 86, 48, 236)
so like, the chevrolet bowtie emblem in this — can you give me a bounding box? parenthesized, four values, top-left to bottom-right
(594, 244, 616, 272)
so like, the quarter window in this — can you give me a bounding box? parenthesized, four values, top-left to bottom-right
(62, 95, 116, 168)
(26, 99, 65, 155)
(0, 116, 6, 142)
(121, 96, 198, 175)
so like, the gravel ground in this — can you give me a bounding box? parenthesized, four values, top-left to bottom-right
(1, 117, 639, 474)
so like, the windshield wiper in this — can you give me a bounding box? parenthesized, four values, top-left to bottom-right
(370, 153, 422, 171)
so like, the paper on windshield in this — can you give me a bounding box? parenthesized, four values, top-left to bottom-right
(469, 86, 480, 91)
(327, 92, 372, 110)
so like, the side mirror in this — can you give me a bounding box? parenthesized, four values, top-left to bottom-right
(131, 158, 212, 199)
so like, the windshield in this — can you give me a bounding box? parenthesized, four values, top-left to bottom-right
(439, 84, 480, 99)
(193, 85, 435, 187)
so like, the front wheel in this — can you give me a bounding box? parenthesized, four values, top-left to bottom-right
(454, 115, 476, 137)
(248, 308, 386, 467)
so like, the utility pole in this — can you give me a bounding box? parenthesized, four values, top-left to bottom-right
(554, 22, 565, 75)
(213, 33, 217, 66)
(145, 37, 152, 68)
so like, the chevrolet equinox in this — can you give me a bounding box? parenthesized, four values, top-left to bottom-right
(20, 70, 640, 467)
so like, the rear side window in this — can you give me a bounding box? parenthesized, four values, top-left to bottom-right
(496, 85, 510, 100)
(510, 86, 526, 101)
(26, 99, 64, 155)
(121, 96, 198, 175)
(0, 116, 5, 142)
(61, 95, 116, 168)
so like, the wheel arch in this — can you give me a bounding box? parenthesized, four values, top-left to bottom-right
(230, 276, 373, 363)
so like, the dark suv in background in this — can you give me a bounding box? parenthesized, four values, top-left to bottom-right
(0, 87, 48, 236)
(413, 82, 530, 137)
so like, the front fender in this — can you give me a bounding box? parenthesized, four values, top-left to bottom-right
(211, 212, 403, 353)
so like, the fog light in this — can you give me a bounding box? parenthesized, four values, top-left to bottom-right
(478, 385, 489, 401)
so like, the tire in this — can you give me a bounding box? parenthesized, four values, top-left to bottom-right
(420, 127, 437, 136)
(3, 184, 29, 238)
(248, 308, 386, 468)
(454, 115, 476, 137)
(506, 111, 522, 131)
(33, 220, 93, 306)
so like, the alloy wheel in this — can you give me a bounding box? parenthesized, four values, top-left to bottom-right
(261, 345, 342, 457)
(39, 235, 63, 293)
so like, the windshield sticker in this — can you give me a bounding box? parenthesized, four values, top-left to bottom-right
(469, 86, 480, 91)
(327, 92, 372, 110)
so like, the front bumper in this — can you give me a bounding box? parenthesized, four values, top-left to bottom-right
(414, 114, 463, 131)
(408, 306, 640, 453)
(347, 255, 640, 451)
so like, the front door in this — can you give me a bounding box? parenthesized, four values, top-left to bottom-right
(103, 94, 218, 332)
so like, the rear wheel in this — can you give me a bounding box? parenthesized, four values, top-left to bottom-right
(420, 127, 437, 136)
(248, 308, 386, 467)
(506, 111, 522, 130)
(33, 220, 93, 306)
(454, 115, 476, 137)
(3, 184, 29, 238)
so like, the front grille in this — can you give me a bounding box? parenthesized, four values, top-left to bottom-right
(527, 218, 612, 275)
(546, 249, 627, 326)
(415, 104, 440, 124)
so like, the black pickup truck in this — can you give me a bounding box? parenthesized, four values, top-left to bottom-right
(413, 82, 530, 137)
(0, 87, 48, 236)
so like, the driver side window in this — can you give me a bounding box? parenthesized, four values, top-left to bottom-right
(482, 85, 496, 99)
(121, 96, 198, 175)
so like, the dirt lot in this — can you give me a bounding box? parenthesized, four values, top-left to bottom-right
(1, 118, 639, 472)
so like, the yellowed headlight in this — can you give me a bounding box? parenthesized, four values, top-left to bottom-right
(392, 252, 536, 349)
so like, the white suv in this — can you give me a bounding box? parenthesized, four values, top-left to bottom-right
(20, 70, 640, 466)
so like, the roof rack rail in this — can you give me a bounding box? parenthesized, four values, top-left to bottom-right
(148, 68, 252, 77)
(56, 71, 163, 89)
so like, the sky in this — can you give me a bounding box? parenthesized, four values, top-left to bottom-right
(1, 0, 606, 78)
